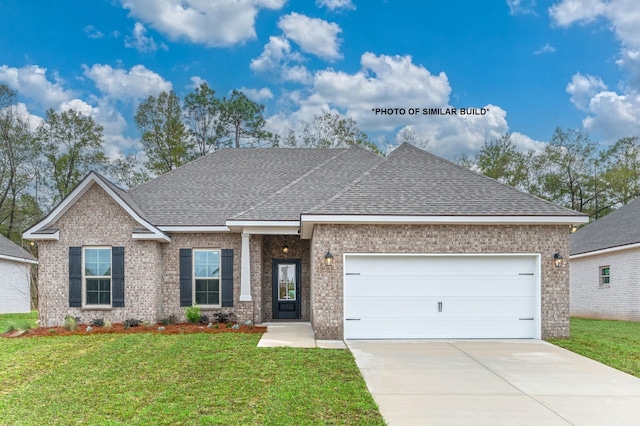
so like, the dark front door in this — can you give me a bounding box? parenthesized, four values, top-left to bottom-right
(272, 259, 301, 319)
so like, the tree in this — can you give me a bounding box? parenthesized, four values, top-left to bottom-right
(36, 108, 108, 203)
(218, 90, 271, 148)
(0, 85, 42, 240)
(135, 90, 192, 175)
(183, 82, 222, 156)
(599, 137, 640, 210)
(475, 134, 534, 191)
(396, 127, 429, 151)
(109, 151, 150, 189)
(284, 111, 380, 154)
(535, 127, 597, 214)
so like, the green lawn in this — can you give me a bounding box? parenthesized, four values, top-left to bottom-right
(548, 317, 640, 378)
(0, 311, 38, 334)
(0, 332, 384, 425)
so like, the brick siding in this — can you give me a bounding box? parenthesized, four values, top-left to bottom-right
(310, 224, 571, 340)
(570, 249, 640, 321)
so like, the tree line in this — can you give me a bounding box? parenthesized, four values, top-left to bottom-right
(457, 129, 640, 220)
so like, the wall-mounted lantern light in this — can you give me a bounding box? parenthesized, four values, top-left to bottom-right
(282, 246, 290, 254)
(324, 250, 334, 266)
(554, 252, 564, 268)
(570, 225, 578, 233)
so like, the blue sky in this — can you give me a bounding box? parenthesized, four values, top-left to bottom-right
(1, 0, 638, 160)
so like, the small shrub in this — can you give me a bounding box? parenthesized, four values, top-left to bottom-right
(198, 315, 209, 324)
(124, 318, 141, 329)
(104, 320, 112, 329)
(90, 318, 105, 327)
(214, 311, 229, 323)
(185, 305, 202, 324)
(159, 315, 177, 326)
(64, 315, 79, 331)
(225, 322, 232, 328)
(142, 320, 152, 328)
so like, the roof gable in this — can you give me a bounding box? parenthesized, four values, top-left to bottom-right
(23, 172, 169, 242)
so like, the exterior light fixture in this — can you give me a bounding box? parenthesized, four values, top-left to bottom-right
(282, 246, 290, 254)
(324, 250, 334, 266)
(554, 252, 564, 268)
(570, 225, 578, 233)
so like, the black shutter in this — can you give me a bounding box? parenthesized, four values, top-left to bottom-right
(111, 247, 125, 307)
(179, 248, 192, 307)
(221, 249, 233, 307)
(69, 247, 82, 307)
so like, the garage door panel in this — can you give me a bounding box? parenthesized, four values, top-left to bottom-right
(344, 255, 539, 339)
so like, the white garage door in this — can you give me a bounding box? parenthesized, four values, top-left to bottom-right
(344, 255, 539, 339)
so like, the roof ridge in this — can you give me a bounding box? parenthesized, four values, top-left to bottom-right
(304, 146, 391, 214)
(230, 147, 354, 220)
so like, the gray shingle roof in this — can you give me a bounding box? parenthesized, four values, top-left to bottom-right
(570, 197, 640, 255)
(128, 148, 365, 226)
(0, 234, 36, 262)
(230, 146, 383, 221)
(308, 143, 585, 217)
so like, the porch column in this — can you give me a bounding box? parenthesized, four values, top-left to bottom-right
(240, 233, 252, 301)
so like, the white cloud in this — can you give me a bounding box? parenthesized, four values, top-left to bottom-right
(566, 72, 607, 111)
(507, 0, 537, 15)
(549, 0, 607, 27)
(510, 131, 547, 152)
(551, 1, 640, 139)
(83, 64, 172, 102)
(265, 53, 519, 158)
(188, 76, 207, 89)
(125, 22, 168, 53)
(84, 25, 104, 39)
(316, 0, 355, 11)
(0, 65, 75, 109)
(250, 36, 311, 83)
(119, 0, 286, 47)
(278, 13, 342, 61)
(582, 90, 640, 141)
(534, 43, 556, 54)
(240, 87, 273, 101)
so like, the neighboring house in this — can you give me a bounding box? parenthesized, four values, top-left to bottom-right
(24, 143, 587, 340)
(570, 197, 640, 321)
(0, 234, 37, 314)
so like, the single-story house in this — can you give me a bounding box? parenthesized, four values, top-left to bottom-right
(570, 197, 640, 321)
(0, 234, 37, 314)
(24, 143, 587, 339)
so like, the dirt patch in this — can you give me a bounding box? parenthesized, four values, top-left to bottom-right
(3, 323, 266, 338)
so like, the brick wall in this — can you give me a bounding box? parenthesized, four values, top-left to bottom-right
(37, 183, 265, 326)
(262, 235, 310, 321)
(38, 183, 163, 326)
(310, 224, 570, 340)
(571, 249, 640, 321)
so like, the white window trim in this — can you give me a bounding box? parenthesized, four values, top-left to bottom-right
(82, 246, 112, 308)
(599, 265, 611, 287)
(193, 248, 222, 308)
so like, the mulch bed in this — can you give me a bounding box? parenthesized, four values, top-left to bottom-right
(3, 323, 266, 338)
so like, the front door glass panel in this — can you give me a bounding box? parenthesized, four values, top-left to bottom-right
(278, 264, 297, 301)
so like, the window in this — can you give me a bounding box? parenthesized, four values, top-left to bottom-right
(193, 249, 220, 306)
(600, 266, 610, 286)
(84, 247, 112, 305)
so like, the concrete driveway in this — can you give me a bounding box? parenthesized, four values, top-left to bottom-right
(347, 340, 640, 426)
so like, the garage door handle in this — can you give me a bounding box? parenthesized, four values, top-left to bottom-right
(519, 318, 534, 320)
(345, 318, 361, 321)
(438, 302, 443, 312)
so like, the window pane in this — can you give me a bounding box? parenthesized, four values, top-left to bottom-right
(195, 279, 219, 305)
(86, 279, 99, 291)
(278, 264, 296, 301)
(194, 250, 219, 278)
(86, 290, 99, 305)
(86, 278, 110, 305)
(85, 248, 111, 277)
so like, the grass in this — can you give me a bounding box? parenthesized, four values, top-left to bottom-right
(0, 311, 38, 334)
(0, 332, 384, 425)
(548, 317, 640, 378)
